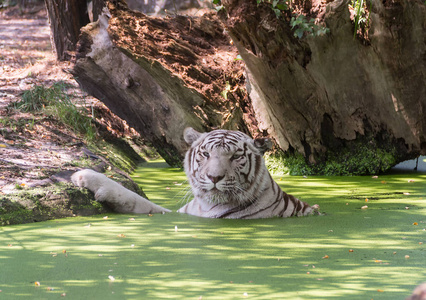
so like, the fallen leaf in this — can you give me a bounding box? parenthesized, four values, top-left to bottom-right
(361, 205, 368, 209)
(377, 289, 384, 292)
(322, 255, 329, 259)
(413, 222, 418, 225)
(349, 249, 354, 252)
(35, 281, 41, 286)
(117, 234, 126, 238)
(405, 255, 410, 259)
(408, 179, 415, 183)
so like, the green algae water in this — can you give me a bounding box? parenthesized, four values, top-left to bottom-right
(0, 160, 425, 299)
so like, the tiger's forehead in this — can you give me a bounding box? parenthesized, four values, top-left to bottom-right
(198, 130, 249, 151)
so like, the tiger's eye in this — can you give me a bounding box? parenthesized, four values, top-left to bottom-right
(231, 154, 242, 160)
(202, 151, 210, 158)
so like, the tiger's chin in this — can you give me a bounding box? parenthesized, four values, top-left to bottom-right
(199, 188, 252, 207)
(201, 190, 238, 205)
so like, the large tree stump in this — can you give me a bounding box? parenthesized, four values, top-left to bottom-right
(220, 0, 426, 168)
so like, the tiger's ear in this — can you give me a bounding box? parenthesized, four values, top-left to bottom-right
(184, 127, 202, 145)
(253, 138, 272, 154)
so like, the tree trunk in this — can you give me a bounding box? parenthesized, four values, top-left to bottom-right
(220, 0, 426, 169)
(92, 0, 106, 22)
(70, 0, 426, 173)
(44, 0, 90, 60)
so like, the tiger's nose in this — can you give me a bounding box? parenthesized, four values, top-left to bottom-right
(207, 175, 225, 184)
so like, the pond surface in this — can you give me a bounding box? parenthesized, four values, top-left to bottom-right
(1, 160, 425, 299)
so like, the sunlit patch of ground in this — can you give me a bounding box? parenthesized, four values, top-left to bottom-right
(0, 5, 144, 193)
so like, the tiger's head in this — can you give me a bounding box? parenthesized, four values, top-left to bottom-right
(183, 127, 272, 206)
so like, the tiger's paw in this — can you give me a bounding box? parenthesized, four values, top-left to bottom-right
(311, 204, 320, 215)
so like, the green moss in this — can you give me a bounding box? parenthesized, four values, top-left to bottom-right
(0, 202, 34, 225)
(86, 139, 143, 174)
(0, 184, 108, 225)
(265, 138, 401, 176)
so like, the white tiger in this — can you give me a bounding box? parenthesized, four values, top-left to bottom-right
(71, 127, 319, 219)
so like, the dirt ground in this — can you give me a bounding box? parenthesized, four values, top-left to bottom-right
(0, 5, 146, 224)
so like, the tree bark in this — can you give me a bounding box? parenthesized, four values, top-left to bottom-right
(44, 0, 90, 60)
(71, 0, 257, 167)
(220, 0, 426, 164)
(92, 0, 106, 22)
